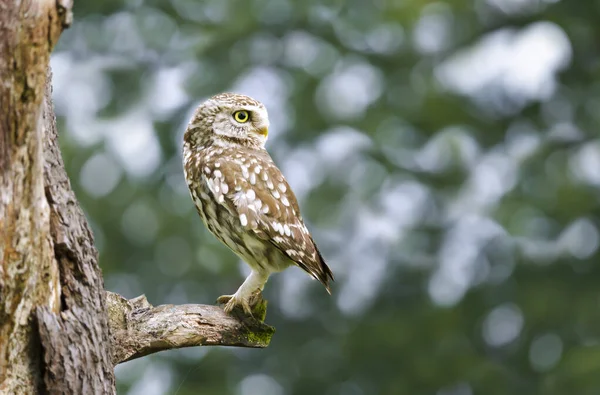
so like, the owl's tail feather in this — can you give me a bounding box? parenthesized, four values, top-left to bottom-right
(314, 245, 334, 295)
(281, 239, 334, 294)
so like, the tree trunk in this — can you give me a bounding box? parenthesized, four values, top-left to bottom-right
(0, 0, 117, 393)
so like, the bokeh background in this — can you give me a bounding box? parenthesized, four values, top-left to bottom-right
(50, 0, 600, 394)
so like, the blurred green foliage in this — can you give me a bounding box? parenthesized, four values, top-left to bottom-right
(51, 0, 600, 394)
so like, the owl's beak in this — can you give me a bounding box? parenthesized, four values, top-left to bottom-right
(257, 126, 269, 137)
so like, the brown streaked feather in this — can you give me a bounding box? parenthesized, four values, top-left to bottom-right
(200, 146, 333, 290)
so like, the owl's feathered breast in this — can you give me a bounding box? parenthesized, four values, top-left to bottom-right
(184, 143, 333, 288)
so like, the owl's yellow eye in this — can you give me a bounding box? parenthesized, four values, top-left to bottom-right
(233, 110, 250, 123)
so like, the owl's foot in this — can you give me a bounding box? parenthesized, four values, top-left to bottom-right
(217, 271, 269, 316)
(217, 290, 263, 316)
(216, 294, 250, 315)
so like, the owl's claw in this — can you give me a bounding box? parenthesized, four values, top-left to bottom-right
(216, 294, 233, 305)
(217, 294, 253, 316)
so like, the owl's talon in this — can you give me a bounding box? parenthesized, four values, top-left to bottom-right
(216, 294, 233, 305)
(218, 294, 254, 316)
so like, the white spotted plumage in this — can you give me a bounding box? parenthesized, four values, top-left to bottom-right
(183, 92, 333, 315)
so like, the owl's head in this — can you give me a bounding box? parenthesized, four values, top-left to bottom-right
(185, 93, 270, 149)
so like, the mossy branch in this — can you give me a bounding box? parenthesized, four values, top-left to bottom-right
(106, 291, 275, 365)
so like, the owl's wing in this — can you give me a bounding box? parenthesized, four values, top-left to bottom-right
(204, 149, 333, 291)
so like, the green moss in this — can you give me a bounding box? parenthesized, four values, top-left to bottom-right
(251, 298, 268, 322)
(230, 295, 276, 347)
(245, 325, 275, 347)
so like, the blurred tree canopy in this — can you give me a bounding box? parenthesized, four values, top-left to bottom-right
(51, 0, 600, 394)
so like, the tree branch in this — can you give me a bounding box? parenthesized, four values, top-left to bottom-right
(106, 291, 275, 365)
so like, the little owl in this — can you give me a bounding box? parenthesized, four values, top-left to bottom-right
(183, 93, 334, 315)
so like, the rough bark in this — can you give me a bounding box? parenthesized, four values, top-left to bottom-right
(107, 291, 274, 365)
(0, 1, 74, 393)
(34, 73, 116, 393)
